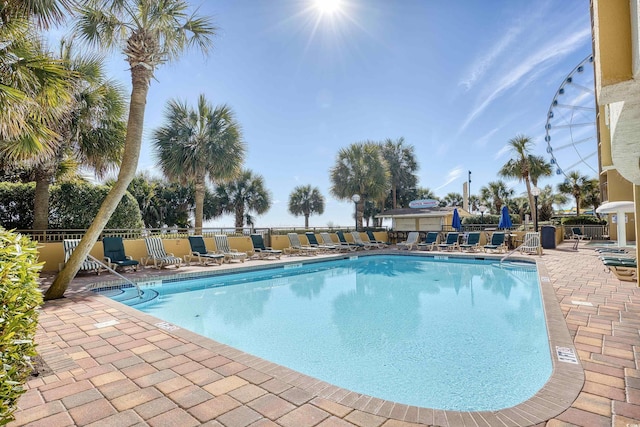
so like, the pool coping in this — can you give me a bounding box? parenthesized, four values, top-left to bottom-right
(50, 250, 585, 426)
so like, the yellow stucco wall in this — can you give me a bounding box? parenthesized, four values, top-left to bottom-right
(593, 0, 633, 85)
(37, 235, 255, 272)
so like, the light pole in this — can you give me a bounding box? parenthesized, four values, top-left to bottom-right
(479, 205, 487, 224)
(352, 194, 360, 231)
(531, 186, 541, 232)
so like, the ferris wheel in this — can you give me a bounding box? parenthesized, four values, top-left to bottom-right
(544, 55, 598, 178)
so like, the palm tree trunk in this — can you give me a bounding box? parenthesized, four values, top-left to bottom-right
(524, 179, 536, 228)
(356, 200, 363, 230)
(194, 174, 205, 235)
(44, 68, 151, 300)
(235, 206, 244, 230)
(392, 184, 397, 209)
(304, 214, 309, 228)
(33, 167, 52, 231)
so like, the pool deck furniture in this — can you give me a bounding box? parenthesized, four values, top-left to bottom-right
(350, 231, 377, 250)
(214, 234, 248, 263)
(305, 232, 338, 252)
(436, 232, 460, 251)
(366, 230, 387, 248)
(336, 231, 364, 250)
(21, 242, 634, 427)
(520, 232, 543, 255)
(185, 236, 225, 266)
(142, 237, 183, 269)
(287, 233, 320, 256)
(60, 239, 105, 274)
(459, 232, 480, 252)
(483, 232, 506, 253)
(320, 232, 356, 252)
(417, 231, 439, 251)
(102, 237, 139, 272)
(250, 234, 282, 260)
(397, 231, 420, 250)
(571, 227, 587, 250)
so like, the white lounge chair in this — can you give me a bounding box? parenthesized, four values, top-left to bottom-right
(143, 237, 182, 269)
(520, 232, 542, 255)
(60, 239, 105, 274)
(287, 233, 319, 256)
(320, 232, 356, 252)
(397, 231, 420, 250)
(350, 231, 377, 250)
(214, 235, 248, 263)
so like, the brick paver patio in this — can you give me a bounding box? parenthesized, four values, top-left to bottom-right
(8, 242, 640, 426)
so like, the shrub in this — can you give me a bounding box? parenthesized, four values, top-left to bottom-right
(0, 182, 143, 230)
(561, 215, 606, 225)
(0, 228, 43, 424)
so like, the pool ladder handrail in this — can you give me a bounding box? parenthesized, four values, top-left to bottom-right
(500, 233, 542, 264)
(87, 254, 143, 299)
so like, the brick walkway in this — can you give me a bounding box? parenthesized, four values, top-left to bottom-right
(8, 243, 640, 426)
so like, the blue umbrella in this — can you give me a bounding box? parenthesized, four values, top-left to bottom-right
(498, 206, 513, 229)
(451, 208, 462, 231)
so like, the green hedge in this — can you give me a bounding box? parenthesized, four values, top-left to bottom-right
(0, 228, 43, 425)
(0, 182, 143, 230)
(561, 215, 607, 225)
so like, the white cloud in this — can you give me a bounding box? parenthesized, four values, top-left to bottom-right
(474, 127, 501, 148)
(459, 26, 522, 92)
(434, 166, 463, 191)
(494, 145, 511, 160)
(458, 26, 592, 134)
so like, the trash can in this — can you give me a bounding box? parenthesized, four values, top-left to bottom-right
(540, 225, 556, 249)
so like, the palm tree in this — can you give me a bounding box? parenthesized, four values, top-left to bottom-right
(443, 192, 463, 207)
(557, 171, 592, 216)
(480, 180, 514, 214)
(46, 0, 216, 300)
(330, 142, 389, 229)
(583, 178, 601, 217)
(214, 170, 271, 230)
(499, 135, 552, 226)
(379, 137, 418, 209)
(288, 185, 325, 228)
(152, 95, 245, 234)
(32, 39, 127, 231)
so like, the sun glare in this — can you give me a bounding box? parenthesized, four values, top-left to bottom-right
(314, 0, 342, 15)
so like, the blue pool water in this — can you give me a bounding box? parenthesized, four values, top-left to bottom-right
(102, 255, 552, 411)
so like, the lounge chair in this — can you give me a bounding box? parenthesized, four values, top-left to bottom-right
(350, 232, 377, 250)
(60, 239, 105, 274)
(143, 237, 182, 269)
(417, 232, 439, 251)
(459, 232, 481, 252)
(520, 232, 542, 255)
(305, 232, 337, 252)
(186, 236, 225, 266)
(102, 237, 139, 271)
(608, 265, 637, 282)
(287, 233, 319, 256)
(213, 235, 248, 263)
(366, 231, 387, 248)
(336, 230, 363, 250)
(483, 232, 506, 253)
(437, 232, 460, 251)
(571, 227, 587, 250)
(250, 234, 282, 259)
(320, 232, 356, 252)
(397, 231, 420, 250)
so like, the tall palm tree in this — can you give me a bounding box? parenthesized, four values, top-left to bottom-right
(214, 170, 271, 230)
(499, 135, 552, 226)
(480, 180, 514, 214)
(443, 192, 463, 207)
(32, 39, 127, 230)
(379, 137, 418, 209)
(46, 0, 216, 300)
(330, 142, 389, 230)
(583, 178, 601, 217)
(152, 95, 245, 234)
(288, 185, 325, 228)
(557, 171, 592, 216)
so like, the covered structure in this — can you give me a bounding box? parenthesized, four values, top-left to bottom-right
(377, 206, 471, 231)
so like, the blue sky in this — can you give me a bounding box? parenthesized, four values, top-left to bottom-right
(57, 0, 595, 227)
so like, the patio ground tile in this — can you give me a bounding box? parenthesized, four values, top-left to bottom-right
(167, 384, 213, 408)
(60, 388, 104, 408)
(96, 378, 140, 399)
(228, 384, 269, 403)
(216, 405, 263, 427)
(147, 407, 200, 427)
(133, 396, 178, 420)
(9, 400, 66, 426)
(68, 398, 116, 425)
(183, 367, 224, 386)
(188, 395, 241, 422)
(248, 394, 296, 420)
(83, 409, 144, 427)
(41, 379, 93, 402)
(277, 404, 330, 427)
(111, 387, 163, 411)
(203, 375, 248, 396)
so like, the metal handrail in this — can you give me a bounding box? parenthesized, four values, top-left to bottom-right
(87, 254, 142, 299)
(500, 233, 541, 264)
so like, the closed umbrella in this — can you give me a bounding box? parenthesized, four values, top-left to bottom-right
(498, 206, 512, 229)
(451, 208, 462, 231)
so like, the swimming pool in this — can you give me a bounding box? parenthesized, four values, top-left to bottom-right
(99, 254, 552, 411)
